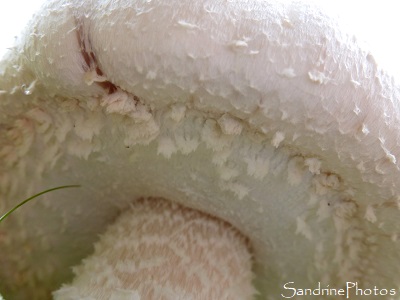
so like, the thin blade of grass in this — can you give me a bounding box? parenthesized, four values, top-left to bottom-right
(0, 185, 80, 224)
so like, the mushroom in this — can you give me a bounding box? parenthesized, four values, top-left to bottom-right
(1, 0, 400, 299)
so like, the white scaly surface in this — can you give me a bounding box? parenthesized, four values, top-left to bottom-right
(1, 1, 400, 299)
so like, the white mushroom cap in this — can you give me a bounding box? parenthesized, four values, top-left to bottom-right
(1, 0, 400, 299)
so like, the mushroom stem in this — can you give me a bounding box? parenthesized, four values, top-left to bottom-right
(53, 198, 255, 300)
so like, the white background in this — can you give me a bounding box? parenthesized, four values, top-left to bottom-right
(0, 0, 45, 59)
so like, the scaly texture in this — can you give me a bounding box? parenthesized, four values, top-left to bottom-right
(53, 198, 255, 300)
(1, 1, 400, 299)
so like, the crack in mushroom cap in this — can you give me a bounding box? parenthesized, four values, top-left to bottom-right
(1, 0, 400, 299)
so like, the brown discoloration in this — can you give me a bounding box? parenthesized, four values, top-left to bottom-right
(75, 18, 117, 94)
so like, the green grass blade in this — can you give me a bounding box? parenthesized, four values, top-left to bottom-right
(0, 185, 80, 224)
